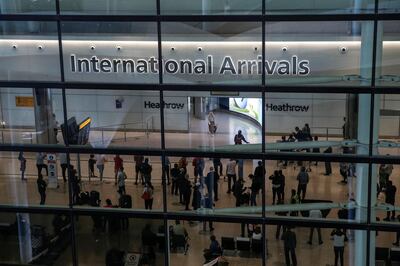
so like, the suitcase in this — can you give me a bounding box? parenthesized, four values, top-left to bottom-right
(90, 190, 100, 206)
(79, 191, 90, 205)
(119, 194, 132, 208)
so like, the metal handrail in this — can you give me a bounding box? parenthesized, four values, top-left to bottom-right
(311, 126, 343, 140)
(0, 116, 155, 144)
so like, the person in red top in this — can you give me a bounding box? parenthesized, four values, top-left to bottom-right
(114, 155, 124, 185)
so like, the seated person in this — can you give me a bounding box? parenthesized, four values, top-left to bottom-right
(252, 226, 262, 240)
(173, 220, 188, 238)
(203, 235, 222, 263)
(171, 221, 189, 254)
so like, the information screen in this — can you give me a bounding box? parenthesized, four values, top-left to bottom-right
(229, 98, 263, 125)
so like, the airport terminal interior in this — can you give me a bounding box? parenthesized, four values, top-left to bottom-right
(1, 0, 400, 266)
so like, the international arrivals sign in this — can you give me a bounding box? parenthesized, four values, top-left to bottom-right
(70, 54, 310, 76)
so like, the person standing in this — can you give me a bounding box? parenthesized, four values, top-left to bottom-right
(18, 152, 27, 181)
(275, 200, 288, 240)
(36, 152, 48, 176)
(269, 170, 281, 204)
(296, 166, 309, 200)
(141, 158, 153, 184)
(282, 227, 297, 266)
(384, 180, 397, 221)
(59, 153, 68, 182)
(178, 168, 186, 204)
(170, 163, 180, 195)
(278, 170, 286, 201)
(205, 167, 216, 202)
(178, 157, 188, 175)
(117, 167, 127, 196)
(312, 136, 320, 166)
(249, 174, 261, 206)
(233, 177, 246, 207)
(142, 182, 154, 210)
(307, 209, 323, 245)
(331, 228, 345, 266)
(323, 147, 332, 175)
(162, 156, 171, 185)
(192, 183, 201, 210)
(339, 162, 349, 184)
(37, 174, 47, 205)
(114, 155, 124, 185)
(254, 161, 266, 181)
(226, 159, 237, 193)
(213, 158, 223, 178)
(290, 189, 300, 217)
(182, 174, 192, 211)
(69, 165, 80, 205)
(96, 154, 106, 181)
(234, 130, 249, 145)
(134, 155, 144, 185)
(88, 154, 96, 179)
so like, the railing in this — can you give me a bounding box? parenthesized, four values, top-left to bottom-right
(311, 126, 343, 140)
(0, 116, 155, 145)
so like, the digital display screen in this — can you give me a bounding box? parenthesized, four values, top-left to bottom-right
(229, 98, 263, 125)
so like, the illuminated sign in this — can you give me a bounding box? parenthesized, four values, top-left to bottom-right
(15, 96, 34, 107)
(70, 54, 310, 76)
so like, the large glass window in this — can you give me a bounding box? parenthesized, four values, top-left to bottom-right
(0, 21, 60, 81)
(60, 0, 156, 15)
(61, 22, 158, 84)
(0, 0, 56, 14)
(161, 22, 262, 85)
(266, 21, 374, 86)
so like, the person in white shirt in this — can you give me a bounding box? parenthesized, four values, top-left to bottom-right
(331, 228, 345, 266)
(307, 209, 323, 245)
(226, 159, 237, 194)
(117, 167, 127, 195)
(96, 154, 106, 181)
(252, 226, 262, 240)
(36, 152, 48, 176)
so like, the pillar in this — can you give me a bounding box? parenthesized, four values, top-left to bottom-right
(354, 20, 382, 266)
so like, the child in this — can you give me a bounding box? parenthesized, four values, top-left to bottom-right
(88, 154, 96, 178)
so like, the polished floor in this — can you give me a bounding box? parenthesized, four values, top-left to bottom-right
(0, 112, 398, 265)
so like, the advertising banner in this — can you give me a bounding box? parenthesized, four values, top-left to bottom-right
(47, 154, 58, 188)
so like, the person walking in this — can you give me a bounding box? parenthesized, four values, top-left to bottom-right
(307, 209, 323, 245)
(282, 227, 297, 266)
(234, 130, 249, 145)
(205, 167, 216, 202)
(142, 182, 154, 210)
(96, 154, 106, 181)
(59, 153, 68, 182)
(226, 159, 237, 193)
(36, 152, 48, 176)
(134, 155, 144, 185)
(331, 228, 345, 266)
(162, 156, 171, 185)
(278, 170, 286, 201)
(117, 167, 127, 196)
(114, 155, 124, 185)
(296, 166, 309, 200)
(182, 175, 192, 211)
(37, 174, 47, 205)
(18, 152, 27, 181)
(213, 158, 223, 177)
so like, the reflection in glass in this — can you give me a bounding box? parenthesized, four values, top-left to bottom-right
(65, 89, 160, 149)
(60, 0, 156, 14)
(266, 21, 374, 86)
(0, 0, 56, 14)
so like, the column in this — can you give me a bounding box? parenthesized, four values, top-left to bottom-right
(354, 20, 382, 266)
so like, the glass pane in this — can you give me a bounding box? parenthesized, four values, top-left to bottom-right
(377, 21, 400, 87)
(0, 21, 60, 81)
(265, 160, 366, 223)
(75, 215, 164, 265)
(266, 21, 374, 86)
(0, 212, 73, 265)
(61, 22, 158, 84)
(267, 225, 360, 265)
(378, 0, 400, 13)
(0, 0, 56, 14)
(377, 94, 400, 156)
(161, 0, 262, 15)
(0, 88, 65, 145)
(267, 0, 375, 14)
(375, 230, 399, 264)
(64, 89, 161, 149)
(0, 151, 71, 206)
(164, 90, 262, 151)
(168, 219, 263, 265)
(161, 22, 262, 85)
(167, 156, 264, 218)
(265, 93, 370, 155)
(69, 153, 164, 211)
(60, 0, 156, 14)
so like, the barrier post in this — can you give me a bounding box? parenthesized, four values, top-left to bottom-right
(124, 124, 127, 142)
(326, 128, 329, 140)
